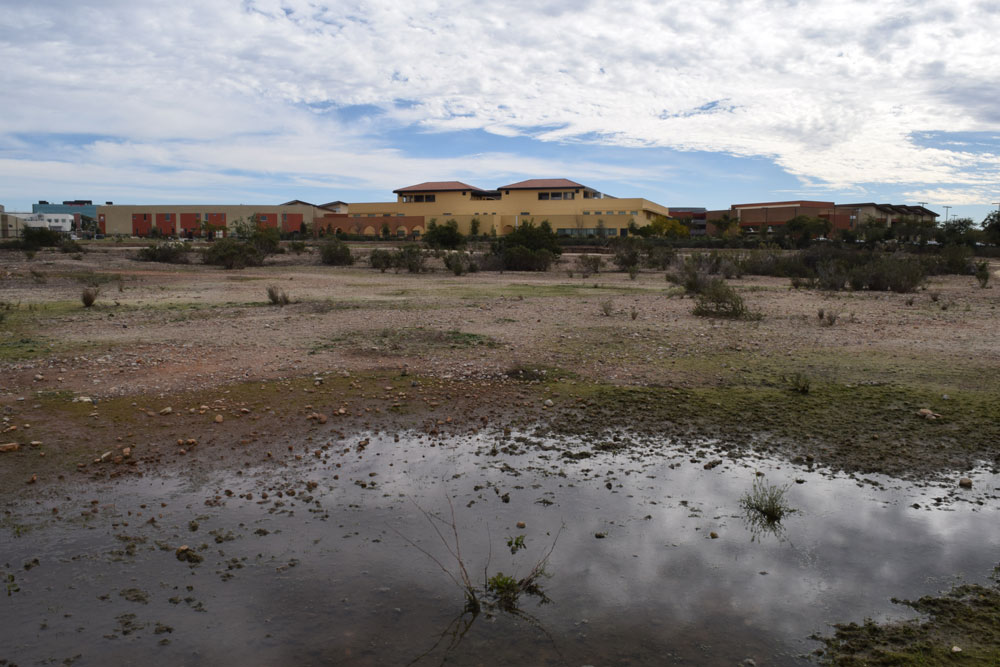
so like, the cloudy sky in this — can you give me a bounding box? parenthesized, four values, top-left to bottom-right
(2, 0, 998, 221)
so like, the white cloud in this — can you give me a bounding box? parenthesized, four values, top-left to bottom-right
(0, 0, 998, 206)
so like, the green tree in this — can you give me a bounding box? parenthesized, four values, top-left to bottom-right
(469, 218, 480, 238)
(231, 214, 280, 259)
(981, 210, 1000, 244)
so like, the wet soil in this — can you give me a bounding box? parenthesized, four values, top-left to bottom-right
(2, 246, 1000, 664)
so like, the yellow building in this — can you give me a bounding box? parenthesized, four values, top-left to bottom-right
(96, 179, 670, 238)
(346, 179, 670, 238)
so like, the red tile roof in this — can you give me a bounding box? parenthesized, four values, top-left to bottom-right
(498, 178, 588, 190)
(393, 181, 485, 193)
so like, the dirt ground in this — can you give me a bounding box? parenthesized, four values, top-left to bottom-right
(2, 244, 999, 488)
(2, 243, 999, 664)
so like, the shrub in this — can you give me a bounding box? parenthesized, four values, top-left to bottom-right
(975, 261, 991, 288)
(369, 248, 394, 272)
(202, 238, 262, 269)
(59, 238, 84, 254)
(319, 238, 353, 266)
(423, 219, 465, 249)
(666, 255, 712, 294)
(81, 287, 99, 308)
(397, 244, 426, 273)
(628, 264, 639, 280)
(940, 245, 973, 275)
(644, 245, 675, 270)
(630, 305, 638, 320)
(288, 240, 307, 255)
(136, 242, 190, 264)
(610, 237, 642, 272)
(266, 285, 290, 306)
(785, 372, 811, 394)
(21, 227, 62, 250)
(575, 254, 603, 276)
(443, 251, 477, 276)
(599, 300, 614, 316)
(692, 279, 759, 319)
(502, 245, 554, 271)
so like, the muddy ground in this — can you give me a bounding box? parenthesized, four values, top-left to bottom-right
(1, 243, 999, 664)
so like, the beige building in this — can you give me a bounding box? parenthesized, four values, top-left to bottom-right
(346, 179, 670, 238)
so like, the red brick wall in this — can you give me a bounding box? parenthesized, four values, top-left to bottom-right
(281, 213, 303, 234)
(154, 213, 174, 236)
(180, 213, 201, 235)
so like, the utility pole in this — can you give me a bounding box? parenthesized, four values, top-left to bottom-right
(943, 205, 951, 224)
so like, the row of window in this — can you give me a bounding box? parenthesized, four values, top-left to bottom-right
(537, 192, 575, 200)
(556, 228, 627, 237)
(401, 194, 436, 203)
(583, 210, 638, 216)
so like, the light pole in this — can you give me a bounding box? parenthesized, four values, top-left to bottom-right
(917, 201, 928, 222)
(943, 205, 951, 224)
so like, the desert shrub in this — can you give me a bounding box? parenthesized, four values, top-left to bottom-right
(502, 245, 554, 271)
(231, 215, 281, 260)
(21, 227, 62, 250)
(815, 261, 848, 290)
(866, 255, 925, 292)
(59, 238, 84, 254)
(666, 255, 712, 294)
(397, 244, 426, 273)
(443, 251, 477, 276)
(423, 219, 465, 249)
(599, 300, 614, 316)
(288, 240, 307, 255)
(319, 238, 353, 266)
(491, 221, 561, 271)
(939, 245, 974, 275)
(785, 372, 811, 394)
(575, 254, 603, 276)
(81, 287, 99, 308)
(202, 238, 263, 269)
(610, 237, 642, 272)
(369, 248, 394, 272)
(630, 305, 638, 320)
(974, 261, 991, 288)
(136, 242, 190, 263)
(644, 245, 675, 270)
(266, 285, 290, 306)
(628, 264, 639, 280)
(692, 279, 759, 319)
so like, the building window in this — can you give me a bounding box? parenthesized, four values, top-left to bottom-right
(630, 211, 638, 215)
(538, 193, 549, 200)
(583, 211, 591, 215)
(282, 214, 287, 222)
(617, 211, 625, 215)
(520, 212, 530, 216)
(367, 214, 375, 217)
(165, 213, 171, 221)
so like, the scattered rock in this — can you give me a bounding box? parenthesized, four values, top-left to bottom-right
(0, 443, 20, 453)
(703, 459, 722, 470)
(175, 545, 203, 564)
(159, 407, 173, 416)
(516, 521, 526, 529)
(709, 531, 718, 539)
(916, 408, 941, 420)
(959, 477, 973, 488)
(214, 414, 224, 423)
(594, 532, 607, 539)
(543, 399, 554, 407)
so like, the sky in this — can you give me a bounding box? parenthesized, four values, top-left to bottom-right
(1, 0, 999, 223)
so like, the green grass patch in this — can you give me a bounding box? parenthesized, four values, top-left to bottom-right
(311, 327, 500, 356)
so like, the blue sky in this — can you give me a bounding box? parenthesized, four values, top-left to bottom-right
(1, 0, 998, 223)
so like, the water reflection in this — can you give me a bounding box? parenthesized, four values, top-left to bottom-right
(1, 430, 998, 666)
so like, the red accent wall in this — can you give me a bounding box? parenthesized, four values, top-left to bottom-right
(155, 213, 174, 236)
(281, 213, 304, 233)
(132, 213, 152, 236)
(180, 213, 201, 235)
(257, 213, 278, 229)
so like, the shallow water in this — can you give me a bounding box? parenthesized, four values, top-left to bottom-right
(2, 430, 998, 666)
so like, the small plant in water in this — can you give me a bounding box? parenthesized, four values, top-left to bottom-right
(741, 474, 794, 524)
(506, 534, 526, 555)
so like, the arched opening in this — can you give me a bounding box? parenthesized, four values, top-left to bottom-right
(396, 226, 408, 238)
(501, 225, 514, 235)
(363, 225, 377, 236)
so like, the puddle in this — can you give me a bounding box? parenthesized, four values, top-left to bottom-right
(2, 430, 998, 665)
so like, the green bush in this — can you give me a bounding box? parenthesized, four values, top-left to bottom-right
(59, 238, 84, 254)
(369, 248, 394, 272)
(502, 245, 554, 271)
(443, 251, 477, 276)
(692, 279, 759, 319)
(423, 219, 465, 249)
(575, 254, 603, 276)
(319, 238, 353, 266)
(975, 261, 991, 288)
(644, 245, 675, 270)
(666, 255, 712, 294)
(610, 237, 642, 271)
(202, 238, 263, 270)
(136, 242, 190, 263)
(397, 244, 426, 273)
(288, 240, 307, 255)
(21, 227, 63, 250)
